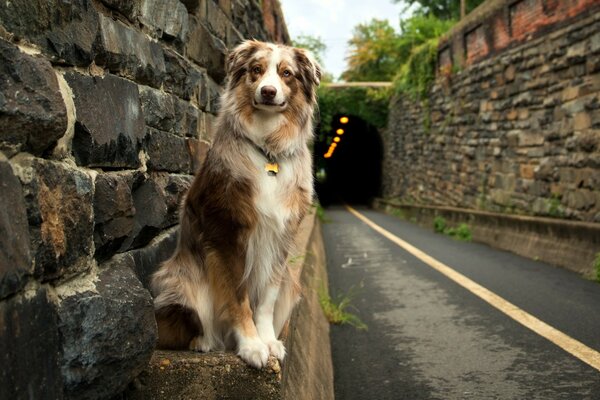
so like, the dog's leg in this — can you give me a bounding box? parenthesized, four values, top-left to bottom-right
(188, 280, 222, 352)
(231, 291, 270, 368)
(255, 283, 286, 361)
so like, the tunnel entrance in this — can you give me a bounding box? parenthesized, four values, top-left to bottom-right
(314, 114, 383, 206)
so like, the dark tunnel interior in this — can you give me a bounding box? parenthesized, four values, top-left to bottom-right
(314, 114, 383, 206)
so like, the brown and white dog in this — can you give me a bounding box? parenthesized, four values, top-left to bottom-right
(151, 40, 321, 368)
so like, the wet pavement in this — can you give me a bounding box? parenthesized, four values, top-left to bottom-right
(323, 206, 600, 400)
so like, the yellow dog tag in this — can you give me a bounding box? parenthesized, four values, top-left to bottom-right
(265, 162, 279, 176)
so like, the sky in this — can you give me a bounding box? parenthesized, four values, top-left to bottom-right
(279, 0, 414, 81)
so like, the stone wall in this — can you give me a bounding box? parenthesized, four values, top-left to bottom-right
(0, 1, 288, 398)
(383, 1, 600, 222)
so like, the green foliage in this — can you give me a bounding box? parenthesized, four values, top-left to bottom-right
(394, 37, 440, 99)
(433, 216, 447, 233)
(318, 285, 367, 330)
(313, 202, 331, 223)
(433, 217, 472, 241)
(394, 0, 486, 21)
(317, 85, 390, 134)
(593, 253, 600, 283)
(342, 19, 401, 82)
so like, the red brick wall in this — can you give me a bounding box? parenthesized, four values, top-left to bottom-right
(439, 0, 600, 72)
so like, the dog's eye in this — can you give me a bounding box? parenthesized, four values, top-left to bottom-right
(282, 70, 292, 77)
(252, 66, 262, 74)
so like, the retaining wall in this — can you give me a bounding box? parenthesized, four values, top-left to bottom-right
(383, 0, 600, 223)
(0, 1, 294, 398)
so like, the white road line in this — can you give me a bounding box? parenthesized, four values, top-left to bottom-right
(346, 205, 600, 372)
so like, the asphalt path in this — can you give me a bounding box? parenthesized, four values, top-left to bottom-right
(323, 206, 600, 400)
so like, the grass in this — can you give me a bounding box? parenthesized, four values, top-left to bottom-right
(594, 253, 600, 283)
(433, 216, 472, 241)
(313, 202, 331, 223)
(318, 285, 367, 331)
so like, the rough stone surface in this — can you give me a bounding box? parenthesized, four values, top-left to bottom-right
(138, 0, 189, 42)
(93, 172, 138, 261)
(0, 288, 63, 400)
(383, 11, 600, 222)
(0, 1, 289, 398)
(58, 254, 157, 400)
(0, 39, 67, 157)
(0, 0, 99, 66)
(145, 129, 192, 173)
(186, 17, 228, 83)
(0, 153, 31, 299)
(95, 13, 166, 86)
(66, 72, 145, 168)
(12, 154, 94, 282)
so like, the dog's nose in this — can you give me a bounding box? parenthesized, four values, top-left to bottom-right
(261, 85, 277, 100)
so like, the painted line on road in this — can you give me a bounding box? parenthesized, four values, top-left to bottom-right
(346, 205, 600, 372)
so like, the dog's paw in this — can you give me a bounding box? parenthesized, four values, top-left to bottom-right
(265, 339, 286, 362)
(237, 337, 269, 369)
(189, 335, 213, 353)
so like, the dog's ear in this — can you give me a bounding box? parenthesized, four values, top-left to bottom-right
(294, 48, 322, 101)
(226, 40, 260, 86)
(294, 48, 321, 87)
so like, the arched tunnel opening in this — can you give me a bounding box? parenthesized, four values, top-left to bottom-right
(314, 114, 383, 206)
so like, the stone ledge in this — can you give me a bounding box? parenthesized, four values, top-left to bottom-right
(122, 211, 334, 400)
(374, 199, 600, 279)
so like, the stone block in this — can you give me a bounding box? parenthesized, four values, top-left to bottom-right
(519, 164, 535, 180)
(518, 131, 545, 147)
(58, 254, 156, 400)
(100, 0, 141, 21)
(139, 0, 189, 42)
(186, 17, 228, 82)
(145, 129, 192, 173)
(206, 0, 230, 41)
(565, 190, 596, 210)
(0, 39, 67, 157)
(0, 0, 99, 66)
(163, 49, 206, 101)
(66, 72, 145, 168)
(0, 288, 63, 400)
(0, 153, 31, 299)
(95, 14, 166, 86)
(11, 155, 93, 282)
(121, 173, 190, 250)
(139, 86, 177, 132)
(93, 172, 138, 261)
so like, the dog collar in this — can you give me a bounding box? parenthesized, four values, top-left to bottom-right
(246, 139, 279, 176)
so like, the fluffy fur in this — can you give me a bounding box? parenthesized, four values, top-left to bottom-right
(151, 40, 321, 368)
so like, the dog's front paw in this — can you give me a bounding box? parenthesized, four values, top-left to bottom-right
(189, 335, 213, 353)
(238, 337, 269, 368)
(265, 339, 286, 362)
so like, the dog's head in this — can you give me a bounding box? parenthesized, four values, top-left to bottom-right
(225, 40, 321, 113)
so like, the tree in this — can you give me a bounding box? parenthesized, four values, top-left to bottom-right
(341, 15, 453, 82)
(342, 19, 402, 82)
(395, 0, 485, 21)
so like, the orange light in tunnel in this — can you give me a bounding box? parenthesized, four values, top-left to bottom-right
(336, 129, 344, 135)
(333, 137, 340, 143)
(331, 142, 337, 148)
(340, 116, 349, 124)
(324, 153, 331, 158)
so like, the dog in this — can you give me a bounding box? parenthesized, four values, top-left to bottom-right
(151, 40, 321, 368)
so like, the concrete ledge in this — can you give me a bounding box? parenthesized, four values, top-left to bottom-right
(374, 199, 600, 279)
(122, 212, 334, 399)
